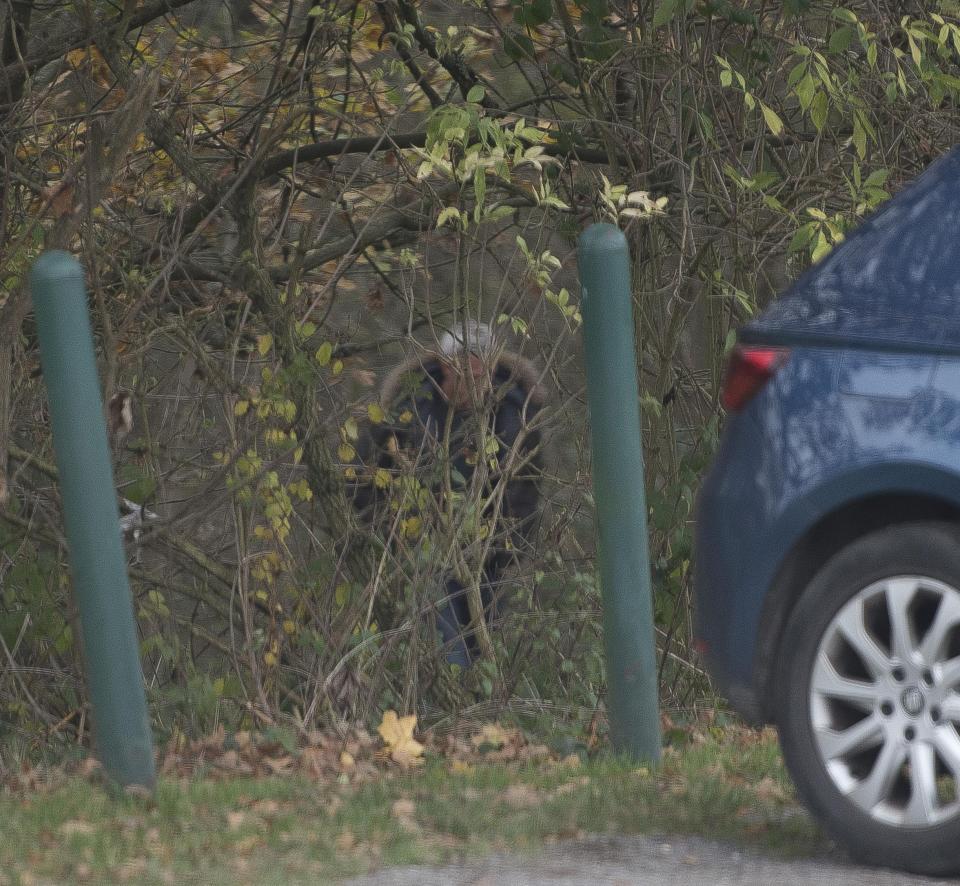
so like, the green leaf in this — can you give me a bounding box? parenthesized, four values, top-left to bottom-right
(295, 320, 317, 340)
(516, 0, 552, 25)
(907, 32, 921, 67)
(810, 91, 828, 131)
(787, 61, 807, 88)
(788, 222, 815, 253)
(852, 118, 867, 160)
(653, 0, 679, 27)
(796, 73, 816, 111)
(315, 342, 333, 366)
(473, 167, 486, 210)
(504, 29, 535, 60)
(811, 230, 832, 262)
(781, 0, 811, 17)
(436, 206, 463, 229)
(466, 84, 485, 103)
(119, 465, 157, 505)
(531, 0, 553, 22)
(831, 8, 858, 23)
(483, 204, 515, 222)
(760, 103, 784, 136)
(829, 26, 853, 54)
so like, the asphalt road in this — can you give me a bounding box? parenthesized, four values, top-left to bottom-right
(343, 833, 954, 885)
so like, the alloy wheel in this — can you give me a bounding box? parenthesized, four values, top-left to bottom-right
(810, 575, 960, 827)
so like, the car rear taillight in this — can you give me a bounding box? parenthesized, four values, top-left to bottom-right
(720, 345, 789, 412)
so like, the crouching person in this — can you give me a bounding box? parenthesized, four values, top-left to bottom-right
(352, 321, 545, 667)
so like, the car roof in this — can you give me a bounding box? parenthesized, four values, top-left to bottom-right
(741, 147, 960, 355)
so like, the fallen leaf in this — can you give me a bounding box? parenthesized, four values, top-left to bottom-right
(116, 858, 147, 882)
(214, 750, 253, 775)
(78, 758, 102, 778)
(377, 710, 425, 766)
(470, 723, 510, 750)
(552, 776, 590, 797)
(754, 776, 788, 803)
(59, 820, 96, 837)
(264, 755, 295, 775)
(518, 743, 551, 762)
(299, 746, 332, 779)
(335, 830, 357, 851)
(500, 784, 540, 808)
(390, 798, 419, 832)
(252, 799, 280, 817)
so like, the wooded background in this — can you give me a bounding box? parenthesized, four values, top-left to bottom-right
(0, 0, 955, 751)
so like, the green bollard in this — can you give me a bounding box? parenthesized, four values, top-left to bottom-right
(30, 251, 155, 789)
(579, 223, 661, 762)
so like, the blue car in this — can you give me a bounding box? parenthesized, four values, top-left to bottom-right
(695, 148, 960, 875)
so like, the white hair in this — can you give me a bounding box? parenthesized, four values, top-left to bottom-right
(438, 320, 495, 357)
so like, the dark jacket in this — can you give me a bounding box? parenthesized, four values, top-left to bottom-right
(354, 351, 546, 547)
(351, 349, 546, 665)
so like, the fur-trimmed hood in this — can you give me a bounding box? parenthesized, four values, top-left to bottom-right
(378, 349, 547, 409)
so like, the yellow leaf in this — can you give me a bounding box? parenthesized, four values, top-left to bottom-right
(344, 417, 359, 441)
(470, 723, 510, 749)
(234, 400, 250, 417)
(282, 619, 296, 635)
(367, 402, 386, 423)
(398, 409, 413, 424)
(257, 333, 273, 356)
(377, 710, 425, 766)
(401, 516, 422, 539)
(65, 49, 88, 69)
(339, 751, 355, 770)
(374, 468, 392, 489)
(263, 651, 278, 667)
(332, 359, 344, 376)
(338, 442, 355, 462)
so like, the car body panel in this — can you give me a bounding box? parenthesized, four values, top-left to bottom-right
(740, 147, 960, 355)
(694, 347, 960, 721)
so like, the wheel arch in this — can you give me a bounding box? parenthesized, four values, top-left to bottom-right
(754, 468, 960, 722)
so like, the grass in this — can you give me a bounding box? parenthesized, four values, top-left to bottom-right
(0, 726, 829, 885)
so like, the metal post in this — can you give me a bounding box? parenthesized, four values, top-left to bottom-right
(579, 223, 661, 762)
(30, 251, 155, 789)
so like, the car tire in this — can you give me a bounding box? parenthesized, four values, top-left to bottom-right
(775, 521, 960, 876)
